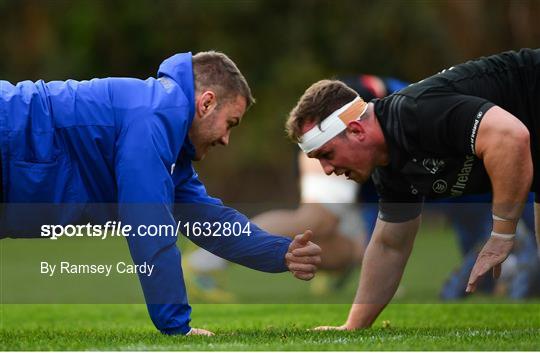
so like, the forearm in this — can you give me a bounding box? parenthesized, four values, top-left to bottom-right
(345, 217, 419, 329)
(485, 148, 531, 234)
(121, 205, 192, 335)
(175, 203, 291, 272)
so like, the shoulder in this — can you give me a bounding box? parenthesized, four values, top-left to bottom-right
(374, 94, 421, 155)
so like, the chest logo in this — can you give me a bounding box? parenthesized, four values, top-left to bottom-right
(450, 155, 476, 196)
(422, 158, 446, 174)
(432, 179, 447, 194)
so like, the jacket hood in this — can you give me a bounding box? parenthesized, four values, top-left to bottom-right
(157, 52, 197, 160)
(157, 52, 196, 122)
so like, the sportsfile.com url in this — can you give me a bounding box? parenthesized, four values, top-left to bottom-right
(40, 221, 252, 240)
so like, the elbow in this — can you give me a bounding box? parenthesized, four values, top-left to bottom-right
(491, 124, 531, 158)
(502, 120, 530, 149)
(377, 234, 409, 252)
(372, 218, 419, 253)
(515, 127, 534, 182)
(374, 229, 410, 252)
(498, 120, 529, 144)
(514, 126, 530, 152)
(505, 125, 532, 167)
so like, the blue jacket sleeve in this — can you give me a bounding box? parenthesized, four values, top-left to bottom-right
(172, 160, 291, 273)
(114, 87, 191, 335)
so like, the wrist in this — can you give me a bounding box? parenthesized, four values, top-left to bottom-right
(490, 230, 515, 240)
(345, 316, 373, 330)
(492, 218, 517, 235)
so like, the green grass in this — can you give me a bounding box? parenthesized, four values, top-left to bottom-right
(1, 303, 539, 350)
(1, 220, 540, 350)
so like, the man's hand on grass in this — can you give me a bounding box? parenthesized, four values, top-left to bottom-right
(186, 328, 215, 336)
(285, 230, 322, 281)
(312, 325, 350, 331)
(466, 236, 514, 293)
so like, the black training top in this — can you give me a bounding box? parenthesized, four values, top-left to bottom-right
(371, 48, 540, 222)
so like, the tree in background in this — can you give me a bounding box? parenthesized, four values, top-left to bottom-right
(1, 0, 538, 203)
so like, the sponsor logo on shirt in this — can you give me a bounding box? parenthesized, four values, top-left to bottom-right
(422, 158, 446, 174)
(450, 155, 475, 196)
(470, 110, 484, 154)
(432, 179, 447, 194)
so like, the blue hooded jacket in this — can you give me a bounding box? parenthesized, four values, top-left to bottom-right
(0, 52, 291, 335)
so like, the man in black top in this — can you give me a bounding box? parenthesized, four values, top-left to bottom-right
(285, 48, 540, 330)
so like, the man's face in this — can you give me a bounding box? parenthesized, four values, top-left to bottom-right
(305, 121, 378, 183)
(190, 94, 247, 161)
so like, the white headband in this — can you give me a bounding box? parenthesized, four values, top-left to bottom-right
(298, 96, 368, 153)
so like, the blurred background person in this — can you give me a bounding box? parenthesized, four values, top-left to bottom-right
(186, 151, 365, 297)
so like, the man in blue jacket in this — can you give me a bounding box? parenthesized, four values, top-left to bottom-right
(0, 51, 321, 336)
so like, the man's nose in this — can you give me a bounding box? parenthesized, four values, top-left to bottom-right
(320, 160, 334, 175)
(219, 132, 230, 146)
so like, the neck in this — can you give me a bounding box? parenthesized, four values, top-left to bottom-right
(368, 104, 390, 166)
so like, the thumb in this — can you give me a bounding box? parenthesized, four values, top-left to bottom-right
(296, 230, 313, 245)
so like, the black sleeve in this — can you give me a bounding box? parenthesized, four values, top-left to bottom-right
(399, 93, 495, 156)
(379, 91, 494, 156)
(372, 168, 424, 223)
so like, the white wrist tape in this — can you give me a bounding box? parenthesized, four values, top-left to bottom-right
(492, 214, 515, 222)
(490, 231, 515, 240)
(298, 96, 367, 153)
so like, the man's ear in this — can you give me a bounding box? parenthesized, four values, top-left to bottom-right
(195, 91, 217, 118)
(346, 120, 366, 141)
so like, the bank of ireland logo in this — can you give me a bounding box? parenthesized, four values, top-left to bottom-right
(422, 158, 446, 174)
(432, 179, 447, 194)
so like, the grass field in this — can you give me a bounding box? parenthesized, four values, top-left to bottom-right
(1, 303, 539, 350)
(1, 220, 540, 350)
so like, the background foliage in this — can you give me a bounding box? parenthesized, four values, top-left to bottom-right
(1, 0, 539, 202)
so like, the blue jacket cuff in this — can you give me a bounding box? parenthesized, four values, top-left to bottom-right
(275, 239, 291, 272)
(161, 324, 192, 336)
